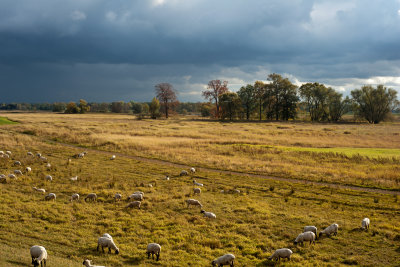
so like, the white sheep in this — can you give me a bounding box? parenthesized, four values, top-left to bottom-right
(30, 245, 47, 267)
(110, 155, 116, 160)
(36, 153, 42, 158)
(362, 218, 370, 230)
(128, 193, 143, 201)
(41, 157, 48, 162)
(303, 226, 318, 237)
(33, 187, 46, 193)
(193, 188, 201, 195)
(45, 163, 51, 168)
(44, 193, 56, 201)
(6, 150, 12, 155)
(126, 201, 141, 209)
(8, 174, 16, 179)
(102, 233, 113, 240)
(14, 161, 21, 166)
(134, 191, 144, 196)
(114, 193, 122, 201)
(27, 152, 34, 156)
(294, 231, 315, 245)
(180, 170, 188, 176)
(190, 167, 196, 173)
(14, 170, 23, 175)
(82, 259, 105, 267)
(97, 236, 119, 254)
(3, 154, 10, 158)
(268, 248, 293, 261)
(186, 199, 203, 208)
(45, 175, 52, 181)
(319, 223, 339, 238)
(70, 176, 78, 181)
(201, 210, 216, 219)
(85, 193, 97, 202)
(0, 151, 3, 155)
(71, 193, 80, 201)
(146, 243, 161, 261)
(193, 180, 203, 187)
(26, 167, 32, 172)
(211, 253, 235, 266)
(163, 175, 170, 180)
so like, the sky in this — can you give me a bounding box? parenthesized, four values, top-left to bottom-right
(0, 0, 400, 103)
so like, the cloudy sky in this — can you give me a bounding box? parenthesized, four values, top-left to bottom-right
(1, 0, 400, 102)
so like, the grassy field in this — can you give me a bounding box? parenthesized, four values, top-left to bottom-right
(0, 116, 18, 125)
(0, 113, 400, 266)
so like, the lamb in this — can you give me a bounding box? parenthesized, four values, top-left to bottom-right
(146, 243, 161, 261)
(30, 245, 47, 267)
(294, 231, 315, 245)
(127, 193, 143, 201)
(126, 201, 141, 209)
(201, 210, 216, 219)
(186, 199, 202, 208)
(193, 180, 203, 187)
(303, 226, 318, 237)
(26, 167, 32, 172)
(114, 193, 122, 201)
(190, 167, 196, 173)
(44, 193, 56, 201)
(211, 253, 235, 266)
(70, 176, 78, 181)
(82, 259, 105, 267)
(97, 236, 119, 254)
(45, 175, 52, 181)
(362, 218, 370, 230)
(319, 223, 339, 238)
(85, 193, 97, 202)
(14, 170, 23, 175)
(33, 187, 46, 193)
(193, 188, 201, 195)
(6, 151, 12, 155)
(110, 155, 116, 160)
(8, 174, 16, 179)
(14, 161, 21, 166)
(180, 170, 188, 176)
(268, 248, 293, 261)
(70, 193, 80, 201)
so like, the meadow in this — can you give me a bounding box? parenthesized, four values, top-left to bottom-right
(0, 112, 399, 266)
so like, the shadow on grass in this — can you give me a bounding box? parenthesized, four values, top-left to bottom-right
(123, 255, 143, 265)
(6, 259, 26, 266)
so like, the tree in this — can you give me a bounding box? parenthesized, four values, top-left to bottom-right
(130, 101, 143, 114)
(79, 99, 90, 114)
(65, 102, 79, 114)
(238, 84, 255, 120)
(327, 90, 351, 122)
(149, 97, 161, 119)
(200, 103, 213, 117)
(155, 83, 178, 118)
(299, 83, 329, 121)
(253, 81, 266, 120)
(219, 92, 242, 121)
(351, 85, 399, 124)
(202, 80, 229, 118)
(267, 73, 299, 120)
(52, 102, 66, 112)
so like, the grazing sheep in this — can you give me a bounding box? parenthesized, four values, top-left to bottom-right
(128, 193, 143, 201)
(0, 174, 5, 178)
(45, 163, 51, 168)
(230, 189, 240, 194)
(70, 193, 80, 201)
(146, 243, 161, 261)
(147, 184, 153, 188)
(319, 223, 339, 238)
(294, 231, 315, 245)
(14, 161, 21, 166)
(201, 210, 216, 219)
(193, 180, 203, 187)
(190, 167, 196, 173)
(134, 191, 144, 196)
(26, 167, 32, 172)
(33, 187, 46, 193)
(27, 152, 34, 156)
(8, 174, 16, 179)
(186, 199, 202, 208)
(30, 245, 47, 267)
(126, 201, 141, 209)
(70, 176, 78, 181)
(97, 236, 119, 254)
(211, 253, 235, 266)
(85, 193, 97, 202)
(82, 259, 105, 267)
(3, 154, 10, 158)
(102, 233, 113, 240)
(180, 170, 188, 176)
(44, 193, 56, 201)
(193, 188, 201, 195)
(14, 170, 23, 175)
(0, 151, 3, 155)
(41, 157, 48, 162)
(110, 155, 116, 160)
(268, 248, 293, 261)
(36, 153, 42, 158)
(114, 193, 122, 201)
(6, 151, 12, 155)
(362, 218, 370, 230)
(304, 226, 318, 237)
(163, 175, 170, 180)
(45, 175, 52, 181)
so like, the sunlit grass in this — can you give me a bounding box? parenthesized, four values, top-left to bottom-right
(0, 116, 18, 125)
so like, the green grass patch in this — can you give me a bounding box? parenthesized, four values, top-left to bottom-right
(0, 117, 18, 125)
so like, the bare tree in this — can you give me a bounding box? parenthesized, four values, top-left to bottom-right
(202, 80, 229, 118)
(155, 83, 178, 118)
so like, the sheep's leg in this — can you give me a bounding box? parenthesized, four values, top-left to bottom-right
(108, 247, 112, 253)
(102, 246, 105, 253)
(230, 261, 234, 267)
(156, 252, 160, 261)
(152, 252, 155, 259)
(147, 252, 150, 259)
(44, 259, 46, 267)
(97, 244, 99, 251)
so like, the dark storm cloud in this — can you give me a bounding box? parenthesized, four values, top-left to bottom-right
(0, 0, 399, 102)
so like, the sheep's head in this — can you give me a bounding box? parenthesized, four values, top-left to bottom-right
(318, 232, 323, 238)
(200, 210, 205, 214)
(83, 259, 91, 266)
(293, 241, 298, 245)
(211, 260, 217, 266)
(115, 249, 120, 254)
(32, 258, 40, 267)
